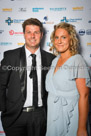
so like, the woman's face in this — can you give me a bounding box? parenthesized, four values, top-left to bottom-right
(54, 28, 71, 54)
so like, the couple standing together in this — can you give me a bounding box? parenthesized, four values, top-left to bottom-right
(0, 18, 91, 136)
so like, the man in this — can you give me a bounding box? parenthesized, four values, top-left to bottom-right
(0, 18, 55, 136)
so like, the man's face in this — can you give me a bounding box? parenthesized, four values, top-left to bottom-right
(24, 25, 43, 51)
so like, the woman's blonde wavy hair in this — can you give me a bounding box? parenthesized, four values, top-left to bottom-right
(49, 22, 79, 56)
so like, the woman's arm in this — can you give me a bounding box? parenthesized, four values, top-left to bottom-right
(76, 78, 90, 136)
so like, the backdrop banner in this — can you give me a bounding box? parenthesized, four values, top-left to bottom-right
(0, 0, 91, 135)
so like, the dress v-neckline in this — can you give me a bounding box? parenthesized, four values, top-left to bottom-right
(53, 55, 73, 76)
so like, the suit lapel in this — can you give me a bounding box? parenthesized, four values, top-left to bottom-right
(19, 46, 27, 100)
(41, 50, 47, 69)
(41, 49, 48, 97)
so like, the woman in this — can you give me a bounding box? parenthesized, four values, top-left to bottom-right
(45, 22, 91, 136)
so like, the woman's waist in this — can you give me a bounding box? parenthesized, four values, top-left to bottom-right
(48, 89, 79, 99)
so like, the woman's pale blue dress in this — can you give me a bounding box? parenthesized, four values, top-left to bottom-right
(45, 54, 91, 136)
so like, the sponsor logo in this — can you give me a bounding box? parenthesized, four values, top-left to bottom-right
(44, 16, 48, 21)
(60, 17, 82, 23)
(5, 17, 13, 25)
(50, 7, 66, 11)
(0, 42, 12, 46)
(5, 17, 25, 25)
(79, 29, 85, 36)
(17, 43, 24, 46)
(78, 29, 91, 36)
(2, 8, 12, 12)
(32, 8, 44, 12)
(72, 7, 84, 11)
(9, 30, 23, 35)
(42, 16, 54, 24)
(13, 19, 25, 23)
(18, 8, 27, 12)
(87, 43, 91, 46)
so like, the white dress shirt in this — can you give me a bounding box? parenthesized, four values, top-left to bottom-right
(24, 46, 42, 107)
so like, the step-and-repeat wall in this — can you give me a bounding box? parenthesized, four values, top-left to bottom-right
(0, 0, 91, 135)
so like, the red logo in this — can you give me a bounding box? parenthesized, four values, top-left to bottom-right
(9, 30, 23, 35)
(9, 30, 14, 35)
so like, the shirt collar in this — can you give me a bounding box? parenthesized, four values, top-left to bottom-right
(25, 45, 41, 58)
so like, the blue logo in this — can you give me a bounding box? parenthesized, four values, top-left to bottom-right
(0, 42, 12, 46)
(61, 17, 68, 22)
(43, 16, 48, 21)
(60, 17, 82, 23)
(50, 8, 66, 11)
(32, 8, 44, 12)
(5, 17, 13, 25)
(79, 29, 85, 36)
(5, 17, 25, 25)
(42, 16, 54, 24)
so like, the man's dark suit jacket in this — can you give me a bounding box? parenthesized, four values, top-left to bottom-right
(0, 46, 55, 129)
